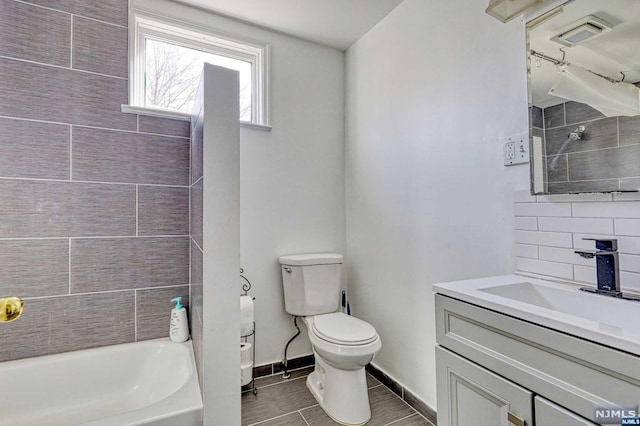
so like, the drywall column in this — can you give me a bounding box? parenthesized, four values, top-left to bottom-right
(200, 63, 241, 425)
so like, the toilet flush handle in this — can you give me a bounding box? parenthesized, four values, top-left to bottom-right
(283, 267, 292, 273)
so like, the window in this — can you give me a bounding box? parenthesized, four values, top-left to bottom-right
(129, 10, 270, 127)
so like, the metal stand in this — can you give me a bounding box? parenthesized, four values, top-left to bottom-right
(241, 269, 258, 395)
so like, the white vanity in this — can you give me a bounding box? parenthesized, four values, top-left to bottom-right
(433, 275, 640, 426)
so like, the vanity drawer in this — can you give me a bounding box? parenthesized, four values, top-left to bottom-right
(436, 294, 640, 422)
(535, 396, 598, 426)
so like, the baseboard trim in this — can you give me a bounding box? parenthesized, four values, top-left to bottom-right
(242, 354, 316, 393)
(253, 353, 315, 379)
(366, 363, 438, 425)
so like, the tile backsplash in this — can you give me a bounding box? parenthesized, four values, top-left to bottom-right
(0, 0, 191, 362)
(514, 190, 640, 292)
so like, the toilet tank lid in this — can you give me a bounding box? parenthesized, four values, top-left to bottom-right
(278, 253, 343, 266)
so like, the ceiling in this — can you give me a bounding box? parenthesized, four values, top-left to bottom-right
(175, 0, 405, 51)
(529, 0, 640, 107)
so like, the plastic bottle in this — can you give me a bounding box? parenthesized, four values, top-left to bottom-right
(170, 297, 189, 342)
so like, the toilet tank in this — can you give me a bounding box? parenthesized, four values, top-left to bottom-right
(278, 253, 343, 316)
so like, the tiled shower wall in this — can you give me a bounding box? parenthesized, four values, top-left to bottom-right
(514, 190, 640, 292)
(0, 0, 191, 362)
(532, 101, 640, 193)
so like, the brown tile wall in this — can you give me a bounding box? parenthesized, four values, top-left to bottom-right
(537, 101, 640, 193)
(0, 0, 191, 362)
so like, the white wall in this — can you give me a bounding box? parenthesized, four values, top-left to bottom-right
(134, 0, 346, 366)
(239, 35, 345, 364)
(236, 22, 345, 366)
(345, 0, 531, 408)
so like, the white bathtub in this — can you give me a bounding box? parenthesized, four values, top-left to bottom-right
(0, 338, 202, 426)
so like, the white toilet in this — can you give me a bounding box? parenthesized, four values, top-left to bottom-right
(279, 253, 382, 426)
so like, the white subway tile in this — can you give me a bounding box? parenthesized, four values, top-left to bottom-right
(572, 201, 640, 218)
(621, 271, 640, 293)
(536, 193, 612, 203)
(573, 234, 640, 255)
(539, 246, 594, 267)
(517, 257, 573, 280)
(572, 233, 615, 250)
(613, 192, 640, 201)
(538, 217, 613, 234)
(615, 219, 640, 236)
(514, 202, 572, 217)
(515, 217, 538, 231)
(619, 237, 640, 255)
(621, 254, 640, 274)
(574, 265, 596, 285)
(514, 189, 536, 203)
(516, 230, 573, 248)
(516, 244, 538, 259)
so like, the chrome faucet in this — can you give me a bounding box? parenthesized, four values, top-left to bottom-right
(574, 238, 640, 300)
(575, 238, 620, 294)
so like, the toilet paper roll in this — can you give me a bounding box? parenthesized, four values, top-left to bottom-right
(240, 295, 254, 336)
(241, 362, 253, 386)
(240, 342, 253, 365)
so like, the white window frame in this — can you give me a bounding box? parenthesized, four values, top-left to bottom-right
(127, 9, 270, 129)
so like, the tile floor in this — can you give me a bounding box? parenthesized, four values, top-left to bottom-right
(241, 367, 435, 426)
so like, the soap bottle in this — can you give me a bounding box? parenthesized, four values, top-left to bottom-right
(170, 297, 189, 342)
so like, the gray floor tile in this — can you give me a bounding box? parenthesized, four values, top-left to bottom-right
(387, 413, 433, 426)
(249, 412, 309, 426)
(367, 373, 381, 389)
(242, 376, 317, 425)
(367, 366, 403, 398)
(362, 385, 416, 425)
(298, 405, 338, 426)
(300, 385, 415, 426)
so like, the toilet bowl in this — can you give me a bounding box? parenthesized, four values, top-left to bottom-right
(302, 313, 381, 425)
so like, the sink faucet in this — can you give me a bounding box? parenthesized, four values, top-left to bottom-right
(575, 238, 620, 295)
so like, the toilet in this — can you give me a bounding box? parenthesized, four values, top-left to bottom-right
(279, 253, 382, 426)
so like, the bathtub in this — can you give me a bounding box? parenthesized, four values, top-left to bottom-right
(0, 338, 203, 426)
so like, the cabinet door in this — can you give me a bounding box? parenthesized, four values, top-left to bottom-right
(436, 346, 533, 426)
(535, 396, 599, 426)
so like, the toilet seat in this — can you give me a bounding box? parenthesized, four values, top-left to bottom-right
(312, 313, 378, 346)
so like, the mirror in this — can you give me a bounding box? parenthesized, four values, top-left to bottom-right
(527, 0, 640, 194)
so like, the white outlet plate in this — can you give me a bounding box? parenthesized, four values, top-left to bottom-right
(503, 133, 529, 166)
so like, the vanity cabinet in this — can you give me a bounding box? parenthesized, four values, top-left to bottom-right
(437, 347, 597, 426)
(435, 294, 639, 426)
(436, 346, 532, 426)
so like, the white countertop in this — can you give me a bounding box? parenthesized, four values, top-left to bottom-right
(433, 274, 640, 357)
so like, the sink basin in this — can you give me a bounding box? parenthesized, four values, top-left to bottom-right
(479, 281, 640, 333)
(433, 274, 640, 356)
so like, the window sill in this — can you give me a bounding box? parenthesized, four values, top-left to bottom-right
(122, 104, 191, 121)
(121, 105, 272, 131)
(240, 122, 272, 131)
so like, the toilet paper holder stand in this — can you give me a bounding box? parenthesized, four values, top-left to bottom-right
(241, 268, 258, 395)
